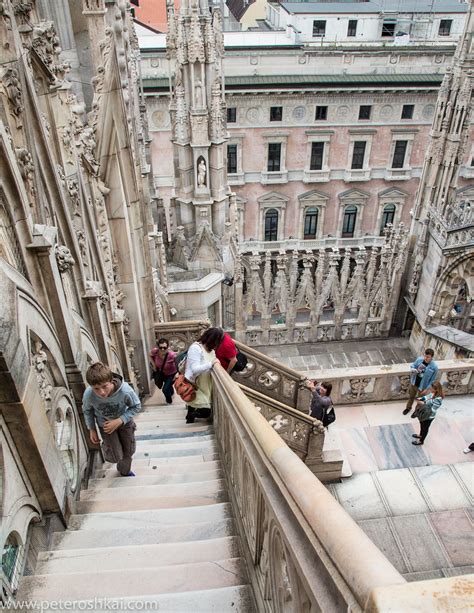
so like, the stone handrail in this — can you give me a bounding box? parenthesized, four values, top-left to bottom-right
(239, 384, 343, 482)
(233, 339, 307, 411)
(211, 364, 405, 611)
(301, 358, 474, 405)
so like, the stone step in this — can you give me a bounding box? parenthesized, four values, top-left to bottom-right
(18, 557, 248, 601)
(89, 468, 223, 489)
(137, 425, 213, 436)
(51, 518, 236, 551)
(134, 444, 217, 460)
(36, 536, 241, 575)
(67, 502, 233, 531)
(135, 433, 215, 445)
(76, 489, 228, 514)
(99, 453, 219, 473)
(84, 585, 255, 613)
(95, 458, 222, 478)
(81, 479, 225, 501)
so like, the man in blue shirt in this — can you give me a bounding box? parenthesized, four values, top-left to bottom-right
(403, 348, 439, 416)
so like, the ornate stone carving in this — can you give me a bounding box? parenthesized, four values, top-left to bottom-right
(1, 67, 24, 126)
(15, 147, 35, 203)
(31, 340, 53, 403)
(188, 14, 204, 64)
(55, 244, 75, 273)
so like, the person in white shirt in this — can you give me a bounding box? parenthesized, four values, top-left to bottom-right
(184, 328, 221, 424)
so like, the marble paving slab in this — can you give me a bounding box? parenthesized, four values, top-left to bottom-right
(390, 514, 451, 572)
(363, 402, 411, 427)
(365, 424, 430, 470)
(338, 428, 379, 474)
(421, 417, 474, 467)
(375, 468, 430, 516)
(452, 463, 474, 501)
(357, 518, 408, 574)
(403, 570, 445, 582)
(413, 465, 471, 511)
(331, 473, 387, 520)
(334, 405, 369, 430)
(429, 510, 474, 568)
(443, 565, 474, 577)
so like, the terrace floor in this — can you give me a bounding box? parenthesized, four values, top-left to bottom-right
(256, 337, 414, 371)
(325, 395, 474, 582)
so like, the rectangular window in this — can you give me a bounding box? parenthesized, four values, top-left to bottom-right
(438, 19, 452, 36)
(312, 20, 326, 37)
(342, 207, 357, 238)
(270, 106, 283, 122)
(310, 142, 324, 170)
(227, 144, 237, 174)
(359, 105, 372, 120)
(268, 143, 281, 172)
(401, 104, 414, 119)
(227, 107, 236, 123)
(351, 141, 366, 169)
(315, 105, 328, 121)
(304, 209, 319, 239)
(347, 19, 357, 37)
(392, 140, 408, 168)
(382, 21, 395, 37)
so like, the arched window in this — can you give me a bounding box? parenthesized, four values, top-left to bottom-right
(303, 207, 318, 239)
(264, 209, 279, 241)
(381, 204, 396, 233)
(342, 205, 357, 237)
(2, 533, 20, 584)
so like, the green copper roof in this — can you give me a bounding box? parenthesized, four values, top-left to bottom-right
(143, 72, 443, 91)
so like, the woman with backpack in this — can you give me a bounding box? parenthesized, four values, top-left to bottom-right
(307, 380, 335, 428)
(411, 380, 444, 446)
(183, 328, 221, 423)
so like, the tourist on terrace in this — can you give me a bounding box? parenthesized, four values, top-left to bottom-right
(184, 327, 220, 424)
(215, 328, 238, 373)
(149, 338, 177, 404)
(412, 381, 444, 446)
(307, 380, 335, 427)
(403, 348, 438, 416)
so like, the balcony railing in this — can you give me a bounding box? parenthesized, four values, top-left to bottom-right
(240, 235, 385, 253)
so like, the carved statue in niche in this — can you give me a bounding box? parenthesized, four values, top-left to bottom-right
(197, 158, 207, 187)
(194, 78, 203, 108)
(32, 340, 53, 403)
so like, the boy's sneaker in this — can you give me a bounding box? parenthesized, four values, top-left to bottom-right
(126, 471, 135, 477)
(463, 447, 472, 454)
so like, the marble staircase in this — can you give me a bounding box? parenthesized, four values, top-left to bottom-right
(17, 399, 256, 611)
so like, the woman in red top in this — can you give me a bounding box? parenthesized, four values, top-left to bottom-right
(149, 338, 177, 404)
(215, 330, 238, 373)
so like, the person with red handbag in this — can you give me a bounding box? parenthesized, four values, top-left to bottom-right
(182, 328, 221, 423)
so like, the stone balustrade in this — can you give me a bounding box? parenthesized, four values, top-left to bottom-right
(302, 358, 474, 405)
(239, 384, 343, 482)
(233, 339, 307, 410)
(211, 364, 407, 611)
